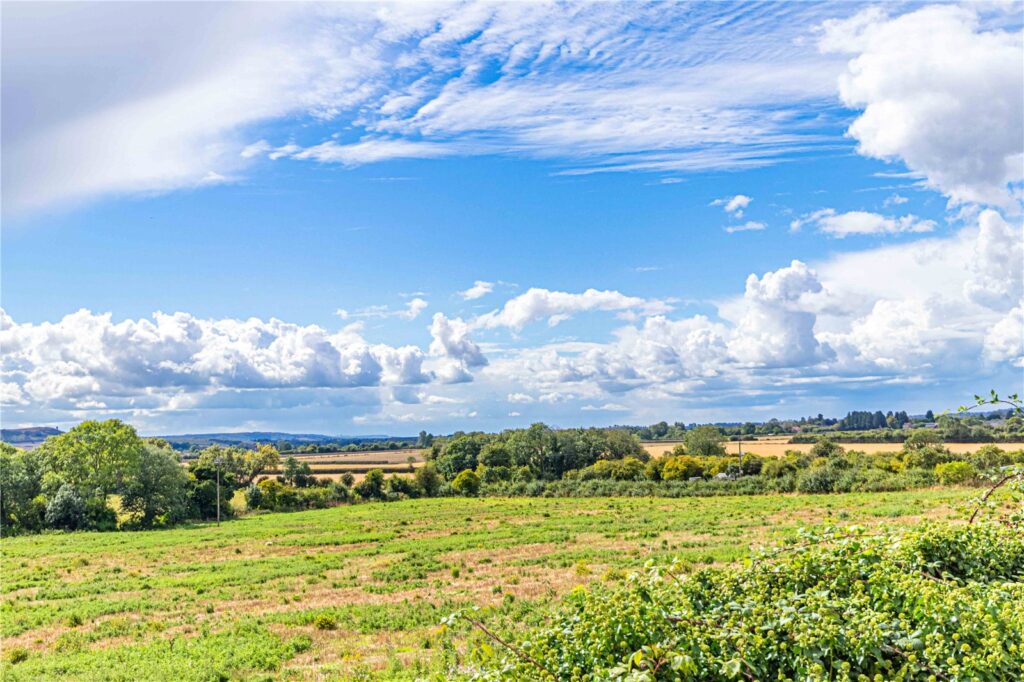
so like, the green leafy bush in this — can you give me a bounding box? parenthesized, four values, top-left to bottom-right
(475, 523, 1024, 681)
(935, 460, 977, 485)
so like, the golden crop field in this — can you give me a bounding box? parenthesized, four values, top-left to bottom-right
(642, 439, 1024, 458)
(260, 449, 426, 482)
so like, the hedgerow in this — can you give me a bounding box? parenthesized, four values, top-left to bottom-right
(471, 520, 1024, 681)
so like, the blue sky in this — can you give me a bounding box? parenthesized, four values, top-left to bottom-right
(2, 2, 1022, 434)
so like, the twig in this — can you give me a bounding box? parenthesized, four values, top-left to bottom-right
(462, 613, 556, 679)
(968, 472, 1020, 524)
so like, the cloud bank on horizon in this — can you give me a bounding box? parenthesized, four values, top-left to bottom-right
(1, 2, 1022, 433)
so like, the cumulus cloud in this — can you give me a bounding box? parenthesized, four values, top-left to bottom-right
(984, 306, 1024, 367)
(460, 280, 494, 300)
(727, 260, 830, 367)
(474, 288, 672, 331)
(964, 209, 1024, 312)
(711, 194, 752, 217)
(428, 313, 488, 384)
(790, 209, 936, 237)
(0, 309, 431, 413)
(821, 5, 1024, 207)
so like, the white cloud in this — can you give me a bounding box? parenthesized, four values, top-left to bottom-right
(711, 194, 752, 217)
(727, 260, 830, 367)
(507, 393, 534, 404)
(4, 2, 851, 213)
(474, 288, 672, 331)
(884, 193, 909, 206)
(581, 403, 629, 412)
(790, 209, 936, 237)
(428, 313, 488, 384)
(964, 209, 1024, 312)
(724, 221, 766, 234)
(460, 280, 494, 300)
(0, 308, 431, 413)
(984, 306, 1024, 367)
(821, 5, 1024, 207)
(337, 298, 429, 321)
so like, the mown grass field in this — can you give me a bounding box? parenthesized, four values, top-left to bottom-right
(641, 439, 1024, 457)
(1, 489, 976, 681)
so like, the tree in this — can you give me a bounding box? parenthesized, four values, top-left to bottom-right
(414, 462, 442, 497)
(810, 436, 844, 459)
(904, 429, 943, 450)
(45, 483, 86, 530)
(0, 443, 47, 533)
(281, 456, 314, 487)
(40, 420, 145, 498)
(195, 444, 280, 487)
(354, 469, 386, 500)
(683, 426, 725, 457)
(120, 445, 190, 527)
(452, 469, 481, 496)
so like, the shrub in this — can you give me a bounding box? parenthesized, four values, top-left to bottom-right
(44, 483, 86, 530)
(809, 436, 843, 459)
(313, 614, 336, 631)
(452, 469, 481, 497)
(661, 456, 702, 481)
(4, 646, 28, 665)
(935, 460, 977, 485)
(414, 462, 442, 496)
(477, 523, 1024, 681)
(795, 465, 839, 494)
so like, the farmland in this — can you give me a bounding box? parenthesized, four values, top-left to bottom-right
(261, 449, 425, 483)
(642, 438, 1024, 458)
(1, 488, 976, 681)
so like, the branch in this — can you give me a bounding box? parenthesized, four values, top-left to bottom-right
(968, 471, 1021, 524)
(462, 613, 556, 679)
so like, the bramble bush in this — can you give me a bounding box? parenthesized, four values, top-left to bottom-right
(472, 521, 1024, 681)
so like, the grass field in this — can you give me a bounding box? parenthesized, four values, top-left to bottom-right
(0, 488, 976, 681)
(642, 439, 1024, 457)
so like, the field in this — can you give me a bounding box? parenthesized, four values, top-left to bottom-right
(1, 488, 976, 681)
(641, 438, 1024, 458)
(262, 449, 425, 483)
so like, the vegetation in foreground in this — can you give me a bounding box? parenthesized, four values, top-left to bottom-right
(474, 520, 1024, 681)
(0, 489, 973, 680)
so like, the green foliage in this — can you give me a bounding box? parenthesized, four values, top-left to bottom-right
(430, 424, 645, 483)
(414, 462, 442, 497)
(661, 456, 703, 481)
(44, 484, 86, 530)
(120, 445, 191, 527)
(39, 419, 146, 498)
(452, 469, 482, 496)
(935, 460, 976, 485)
(354, 468, 386, 500)
(683, 425, 725, 457)
(477, 523, 1024, 681)
(809, 436, 843, 459)
(194, 443, 280, 487)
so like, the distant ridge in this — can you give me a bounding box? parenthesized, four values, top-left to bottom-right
(1, 426, 62, 448)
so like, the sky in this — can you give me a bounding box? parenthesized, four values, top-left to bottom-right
(1, 1, 1022, 435)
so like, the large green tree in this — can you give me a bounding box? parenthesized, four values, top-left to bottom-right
(683, 425, 726, 457)
(39, 420, 145, 498)
(120, 445, 191, 527)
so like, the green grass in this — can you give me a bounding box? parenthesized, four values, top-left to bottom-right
(0, 489, 972, 680)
